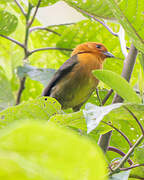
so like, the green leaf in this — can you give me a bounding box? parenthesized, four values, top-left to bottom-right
(49, 110, 87, 132)
(0, 10, 18, 35)
(49, 109, 112, 139)
(0, 120, 108, 180)
(64, 0, 116, 19)
(107, 0, 144, 53)
(29, 0, 59, 7)
(0, 97, 61, 128)
(56, 20, 121, 57)
(93, 70, 141, 103)
(17, 65, 56, 87)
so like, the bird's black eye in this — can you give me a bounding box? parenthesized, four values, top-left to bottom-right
(96, 44, 101, 49)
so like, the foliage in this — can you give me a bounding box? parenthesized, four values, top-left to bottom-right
(0, 120, 107, 180)
(0, 0, 143, 179)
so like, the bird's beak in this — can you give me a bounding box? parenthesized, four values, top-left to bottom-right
(103, 51, 115, 58)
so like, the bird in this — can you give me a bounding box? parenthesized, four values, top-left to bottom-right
(42, 42, 114, 111)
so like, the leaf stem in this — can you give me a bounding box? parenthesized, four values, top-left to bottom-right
(120, 163, 144, 171)
(14, 0, 26, 16)
(29, 26, 61, 36)
(102, 121, 133, 147)
(123, 106, 144, 136)
(102, 89, 113, 105)
(28, 0, 41, 28)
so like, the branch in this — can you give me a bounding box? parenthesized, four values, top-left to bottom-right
(28, 0, 41, 27)
(29, 26, 61, 36)
(120, 163, 144, 171)
(123, 106, 144, 136)
(0, 34, 25, 49)
(16, 2, 33, 105)
(16, 77, 26, 105)
(28, 47, 73, 56)
(75, 7, 118, 37)
(14, 0, 26, 16)
(102, 89, 113, 105)
(110, 135, 144, 174)
(113, 44, 138, 103)
(108, 146, 133, 165)
(102, 121, 133, 147)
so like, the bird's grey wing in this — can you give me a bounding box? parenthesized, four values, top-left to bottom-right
(42, 54, 79, 96)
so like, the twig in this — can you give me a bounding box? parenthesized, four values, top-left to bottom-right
(14, 0, 26, 16)
(28, 47, 73, 56)
(123, 106, 144, 136)
(120, 163, 144, 171)
(113, 44, 138, 103)
(102, 89, 113, 105)
(16, 77, 26, 105)
(29, 26, 61, 36)
(28, 0, 41, 27)
(96, 88, 102, 106)
(102, 121, 133, 147)
(110, 135, 144, 175)
(108, 146, 133, 165)
(0, 34, 24, 49)
(75, 7, 118, 37)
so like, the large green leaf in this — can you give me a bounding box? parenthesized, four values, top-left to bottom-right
(0, 10, 18, 35)
(0, 120, 108, 180)
(0, 97, 61, 128)
(56, 20, 121, 57)
(107, 0, 144, 53)
(29, 0, 59, 7)
(64, 0, 117, 19)
(93, 70, 141, 103)
(49, 109, 112, 140)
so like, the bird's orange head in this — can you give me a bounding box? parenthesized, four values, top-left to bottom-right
(71, 42, 114, 61)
